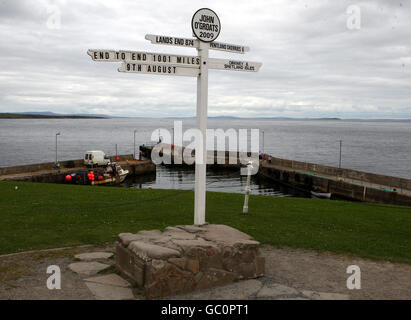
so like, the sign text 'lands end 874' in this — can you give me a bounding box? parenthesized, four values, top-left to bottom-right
(87, 9, 261, 225)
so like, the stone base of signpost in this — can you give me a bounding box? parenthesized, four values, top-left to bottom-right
(115, 224, 265, 299)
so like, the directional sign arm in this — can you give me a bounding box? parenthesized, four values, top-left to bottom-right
(118, 62, 199, 77)
(208, 58, 262, 72)
(208, 41, 250, 54)
(87, 49, 201, 67)
(145, 34, 250, 54)
(87, 49, 117, 61)
(145, 34, 199, 49)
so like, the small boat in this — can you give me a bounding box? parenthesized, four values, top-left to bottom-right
(311, 190, 331, 199)
(65, 163, 129, 186)
(91, 163, 129, 185)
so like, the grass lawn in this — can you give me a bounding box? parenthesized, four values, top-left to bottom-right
(0, 181, 410, 263)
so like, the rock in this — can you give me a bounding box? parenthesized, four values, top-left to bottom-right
(236, 262, 258, 278)
(128, 241, 181, 260)
(302, 290, 350, 300)
(84, 274, 130, 287)
(144, 262, 196, 299)
(195, 268, 237, 290)
(116, 224, 264, 299)
(115, 243, 145, 287)
(136, 230, 162, 237)
(164, 226, 183, 232)
(68, 262, 110, 275)
(118, 233, 143, 247)
(75, 252, 113, 261)
(151, 259, 166, 270)
(186, 259, 199, 274)
(152, 236, 172, 244)
(85, 282, 134, 300)
(176, 225, 206, 233)
(256, 283, 300, 299)
(168, 257, 186, 269)
(194, 271, 204, 283)
(172, 238, 218, 253)
(201, 224, 254, 245)
(232, 239, 260, 249)
(163, 230, 197, 240)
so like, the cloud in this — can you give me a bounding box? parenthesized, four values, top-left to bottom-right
(0, 0, 410, 118)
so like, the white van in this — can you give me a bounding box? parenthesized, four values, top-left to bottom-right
(84, 151, 110, 167)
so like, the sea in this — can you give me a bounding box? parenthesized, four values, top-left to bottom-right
(0, 118, 410, 196)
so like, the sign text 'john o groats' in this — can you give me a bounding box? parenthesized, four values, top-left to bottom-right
(87, 8, 262, 225)
(191, 8, 221, 42)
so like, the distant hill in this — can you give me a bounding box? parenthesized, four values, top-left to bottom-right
(0, 112, 109, 119)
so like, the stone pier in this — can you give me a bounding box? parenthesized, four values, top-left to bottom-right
(115, 224, 265, 299)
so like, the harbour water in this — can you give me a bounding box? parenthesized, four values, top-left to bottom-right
(0, 118, 410, 196)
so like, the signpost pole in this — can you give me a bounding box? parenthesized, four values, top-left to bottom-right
(88, 8, 261, 226)
(194, 41, 209, 225)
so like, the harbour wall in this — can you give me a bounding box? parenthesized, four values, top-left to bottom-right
(0, 154, 155, 183)
(265, 156, 411, 192)
(260, 157, 411, 206)
(0, 154, 135, 176)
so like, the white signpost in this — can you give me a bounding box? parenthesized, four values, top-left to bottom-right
(87, 8, 262, 226)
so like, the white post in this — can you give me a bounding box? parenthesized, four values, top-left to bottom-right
(262, 131, 265, 155)
(55, 132, 60, 166)
(194, 41, 209, 225)
(243, 161, 252, 214)
(134, 130, 137, 160)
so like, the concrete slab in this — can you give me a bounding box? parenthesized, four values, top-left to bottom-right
(68, 262, 111, 275)
(256, 283, 300, 299)
(84, 274, 130, 287)
(169, 279, 263, 300)
(85, 282, 134, 300)
(75, 252, 113, 261)
(302, 290, 350, 300)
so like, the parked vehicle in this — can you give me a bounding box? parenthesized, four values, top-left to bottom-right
(84, 150, 110, 167)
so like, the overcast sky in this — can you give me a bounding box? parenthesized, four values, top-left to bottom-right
(0, 0, 410, 118)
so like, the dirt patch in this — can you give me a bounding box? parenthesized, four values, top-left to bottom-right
(0, 245, 114, 300)
(261, 245, 411, 300)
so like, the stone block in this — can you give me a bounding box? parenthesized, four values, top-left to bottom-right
(75, 252, 113, 261)
(118, 233, 142, 247)
(115, 242, 145, 287)
(128, 241, 181, 260)
(68, 262, 110, 276)
(176, 225, 206, 233)
(85, 282, 134, 300)
(195, 268, 237, 290)
(84, 274, 130, 287)
(186, 259, 199, 274)
(144, 261, 196, 299)
(115, 224, 265, 299)
(168, 257, 186, 269)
